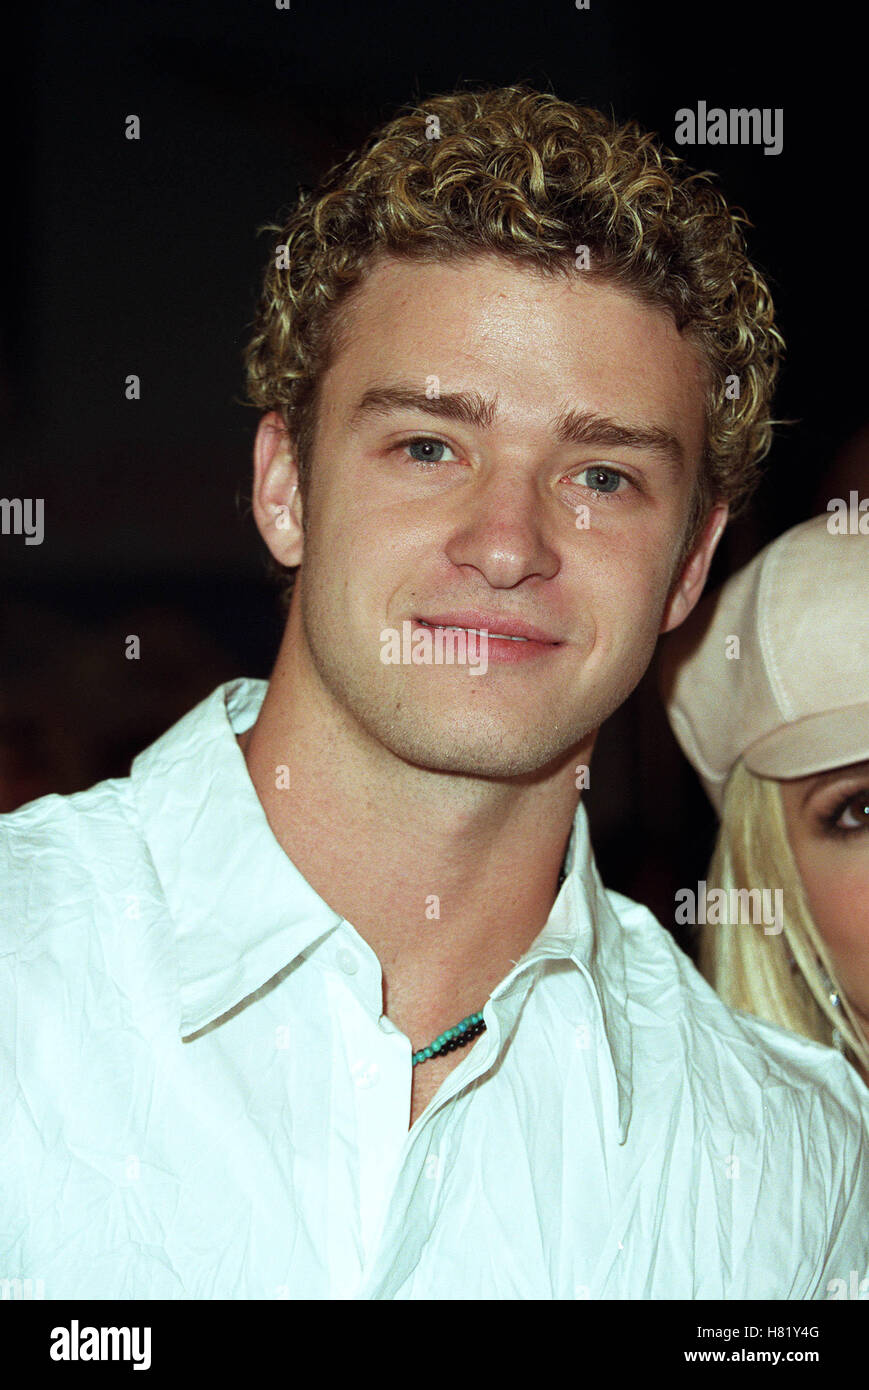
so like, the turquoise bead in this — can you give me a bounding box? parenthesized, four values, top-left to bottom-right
(411, 1007, 487, 1066)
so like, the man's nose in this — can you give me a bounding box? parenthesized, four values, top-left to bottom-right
(443, 470, 561, 588)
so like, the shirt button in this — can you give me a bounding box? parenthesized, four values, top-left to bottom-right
(337, 949, 358, 975)
(351, 1060, 380, 1088)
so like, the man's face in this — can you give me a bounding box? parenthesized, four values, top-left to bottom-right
(287, 253, 717, 778)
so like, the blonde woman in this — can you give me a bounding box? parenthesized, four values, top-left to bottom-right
(660, 512, 869, 1084)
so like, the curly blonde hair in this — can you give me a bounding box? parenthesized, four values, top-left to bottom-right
(244, 84, 784, 599)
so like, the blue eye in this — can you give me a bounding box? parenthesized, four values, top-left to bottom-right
(404, 437, 455, 465)
(576, 466, 624, 494)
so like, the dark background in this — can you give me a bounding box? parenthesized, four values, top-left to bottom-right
(2, 0, 864, 946)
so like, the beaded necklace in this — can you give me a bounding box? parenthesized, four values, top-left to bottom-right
(411, 855, 568, 1067)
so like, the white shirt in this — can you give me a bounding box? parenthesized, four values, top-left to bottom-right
(1, 677, 868, 1300)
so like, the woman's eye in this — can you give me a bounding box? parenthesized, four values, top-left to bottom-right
(403, 437, 457, 465)
(573, 466, 625, 495)
(835, 792, 869, 832)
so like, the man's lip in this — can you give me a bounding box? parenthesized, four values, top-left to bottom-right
(414, 613, 561, 643)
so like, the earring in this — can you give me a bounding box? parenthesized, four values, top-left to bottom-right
(819, 968, 846, 1053)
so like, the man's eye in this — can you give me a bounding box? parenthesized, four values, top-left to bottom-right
(572, 466, 626, 495)
(402, 437, 457, 466)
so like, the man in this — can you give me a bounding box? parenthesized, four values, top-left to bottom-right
(2, 85, 867, 1300)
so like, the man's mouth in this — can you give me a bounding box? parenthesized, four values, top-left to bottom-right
(418, 621, 529, 642)
(413, 612, 561, 644)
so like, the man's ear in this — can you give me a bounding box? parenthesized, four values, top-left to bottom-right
(250, 411, 305, 567)
(660, 501, 728, 634)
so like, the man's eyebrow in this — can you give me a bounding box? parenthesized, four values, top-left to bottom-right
(347, 383, 685, 472)
(348, 385, 497, 432)
(551, 405, 685, 472)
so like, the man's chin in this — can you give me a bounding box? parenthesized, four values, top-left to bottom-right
(303, 638, 587, 776)
(374, 716, 577, 781)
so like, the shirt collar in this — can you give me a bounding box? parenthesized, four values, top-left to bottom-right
(497, 798, 634, 1142)
(131, 678, 343, 1038)
(131, 678, 633, 1137)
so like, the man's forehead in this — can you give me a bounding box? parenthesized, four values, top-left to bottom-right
(340, 249, 664, 327)
(326, 251, 709, 443)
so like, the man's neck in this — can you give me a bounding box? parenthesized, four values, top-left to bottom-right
(237, 623, 591, 1038)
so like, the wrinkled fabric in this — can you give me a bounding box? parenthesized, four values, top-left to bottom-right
(1, 677, 868, 1300)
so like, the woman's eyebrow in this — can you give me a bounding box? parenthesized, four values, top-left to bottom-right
(801, 763, 869, 809)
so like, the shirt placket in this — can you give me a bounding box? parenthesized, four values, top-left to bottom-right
(355, 963, 547, 1298)
(326, 931, 413, 1289)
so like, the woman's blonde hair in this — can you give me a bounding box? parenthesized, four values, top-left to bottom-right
(699, 758, 869, 1078)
